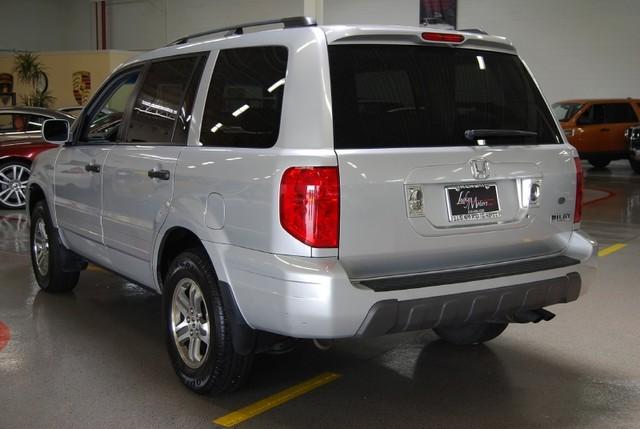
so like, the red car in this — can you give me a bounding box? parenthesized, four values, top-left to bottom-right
(0, 137, 57, 209)
(0, 106, 75, 209)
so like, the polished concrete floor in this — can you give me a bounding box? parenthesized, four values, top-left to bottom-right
(1, 160, 639, 428)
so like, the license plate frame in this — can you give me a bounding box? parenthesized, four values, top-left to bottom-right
(445, 183, 501, 222)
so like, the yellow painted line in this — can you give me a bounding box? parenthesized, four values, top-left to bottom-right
(213, 372, 341, 427)
(598, 243, 627, 257)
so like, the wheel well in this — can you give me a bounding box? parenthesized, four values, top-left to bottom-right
(28, 183, 45, 214)
(157, 227, 206, 289)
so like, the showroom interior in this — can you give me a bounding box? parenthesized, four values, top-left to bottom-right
(0, 0, 639, 427)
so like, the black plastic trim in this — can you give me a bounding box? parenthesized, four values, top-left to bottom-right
(356, 273, 581, 337)
(359, 255, 580, 292)
(218, 281, 256, 356)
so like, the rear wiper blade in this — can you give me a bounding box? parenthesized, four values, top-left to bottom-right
(464, 129, 538, 142)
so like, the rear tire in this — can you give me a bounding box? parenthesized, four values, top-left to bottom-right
(630, 159, 640, 174)
(434, 322, 508, 345)
(30, 201, 80, 292)
(163, 249, 253, 394)
(588, 158, 610, 169)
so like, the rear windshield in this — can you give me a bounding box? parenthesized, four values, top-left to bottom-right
(552, 102, 583, 122)
(328, 45, 562, 149)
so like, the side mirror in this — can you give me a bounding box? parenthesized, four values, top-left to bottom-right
(42, 119, 70, 144)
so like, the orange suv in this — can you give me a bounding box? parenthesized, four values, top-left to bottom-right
(552, 99, 640, 168)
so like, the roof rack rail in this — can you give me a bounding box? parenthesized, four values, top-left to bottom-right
(168, 16, 317, 46)
(458, 28, 489, 35)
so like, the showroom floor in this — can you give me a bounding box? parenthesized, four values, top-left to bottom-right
(0, 161, 639, 429)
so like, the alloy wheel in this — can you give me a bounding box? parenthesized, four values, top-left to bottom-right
(0, 164, 30, 209)
(33, 217, 50, 277)
(171, 278, 211, 369)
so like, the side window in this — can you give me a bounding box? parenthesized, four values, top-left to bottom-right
(126, 56, 203, 145)
(0, 113, 25, 132)
(25, 115, 48, 132)
(199, 46, 288, 148)
(83, 70, 141, 143)
(603, 103, 638, 123)
(577, 104, 605, 125)
(0, 113, 12, 131)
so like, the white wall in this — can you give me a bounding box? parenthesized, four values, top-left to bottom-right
(457, 0, 640, 102)
(0, 0, 93, 52)
(108, 0, 304, 50)
(323, 0, 417, 25)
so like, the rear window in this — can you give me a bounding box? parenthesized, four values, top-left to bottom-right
(552, 103, 583, 122)
(329, 45, 562, 149)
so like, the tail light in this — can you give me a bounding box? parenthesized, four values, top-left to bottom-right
(574, 158, 583, 224)
(421, 32, 465, 43)
(280, 167, 340, 248)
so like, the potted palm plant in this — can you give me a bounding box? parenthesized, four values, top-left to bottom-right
(13, 51, 55, 107)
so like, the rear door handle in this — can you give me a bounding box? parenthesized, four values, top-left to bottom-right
(600, 128, 611, 132)
(147, 169, 170, 180)
(84, 164, 101, 173)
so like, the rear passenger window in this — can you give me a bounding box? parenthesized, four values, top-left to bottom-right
(126, 55, 205, 144)
(604, 103, 638, 123)
(199, 46, 288, 148)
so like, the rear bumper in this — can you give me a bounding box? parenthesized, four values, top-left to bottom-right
(204, 230, 597, 339)
(356, 273, 580, 337)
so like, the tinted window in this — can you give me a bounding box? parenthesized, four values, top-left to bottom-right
(604, 103, 637, 123)
(578, 105, 604, 125)
(25, 115, 50, 132)
(126, 56, 202, 144)
(552, 103, 583, 122)
(329, 45, 562, 149)
(84, 70, 140, 143)
(200, 46, 288, 148)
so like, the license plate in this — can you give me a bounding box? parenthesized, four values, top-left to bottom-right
(446, 183, 501, 222)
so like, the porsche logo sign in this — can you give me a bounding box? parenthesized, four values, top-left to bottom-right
(72, 71, 91, 105)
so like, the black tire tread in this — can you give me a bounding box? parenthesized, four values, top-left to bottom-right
(164, 248, 252, 394)
(630, 159, 640, 175)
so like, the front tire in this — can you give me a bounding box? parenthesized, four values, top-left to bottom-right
(0, 160, 30, 209)
(164, 249, 253, 394)
(30, 201, 80, 292)
(434, 322, 508, 345)
(630, 159, 640, 174)
(588, 158, 610, 169)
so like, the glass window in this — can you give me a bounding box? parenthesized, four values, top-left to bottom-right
(329, 45, 562, 149)
(552, 103, 583, 122)
(603, 103, 638, 123)
(126, 56, 201, 144)
(25, 115, 49, 132)
(0, 113, 12, 131)
(200, 46, 288, 148)
(83, 70, 140, 143)
(577, 105, 603, 125)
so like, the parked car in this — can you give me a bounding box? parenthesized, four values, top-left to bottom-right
(0, 109, 75, 210)
(0, 137, 57, 209)
(552, 98, 640, 168)
(28, 17, 597, 394)
(625, 124, 640, 173)
(0, 107, 75, 143)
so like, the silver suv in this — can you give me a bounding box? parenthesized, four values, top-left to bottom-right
(28, 17, 597, 393)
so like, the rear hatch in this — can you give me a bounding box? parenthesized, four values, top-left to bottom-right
(329, 42, 576, 279)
